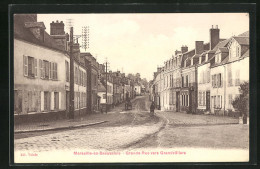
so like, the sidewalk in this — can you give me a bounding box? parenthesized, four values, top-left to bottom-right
(14, 96, 147, 134)
(14, 113, 109, 134)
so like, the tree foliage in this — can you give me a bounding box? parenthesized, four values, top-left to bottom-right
(232, 81, 249, 116)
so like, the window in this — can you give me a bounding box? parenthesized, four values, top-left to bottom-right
(44, 91, 50, 111)
(182, 76, 184, 87)
(53, 62, 58, 80)
(218, 73, 222, 87)
(186, 75, 189, 87)
(54, 92, 59, 110)
(235, 70, 240, 86)
(103, 94, 106, 99)
(65, 61, 70, 82)
(24, 56, 37, 78)
(43, 60, 49, 79)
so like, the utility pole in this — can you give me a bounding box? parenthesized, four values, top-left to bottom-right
(69, 27, 74, 119)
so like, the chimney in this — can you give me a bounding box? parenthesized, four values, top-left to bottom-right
(181, 46, 188, 53)
(195, 41, 204, 54)
(210, 25, 220, 50)
(50, 20, 65, 35)
(50, 20, 67, 50)
(24, 22, 46, 42)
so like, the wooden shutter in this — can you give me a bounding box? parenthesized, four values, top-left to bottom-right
(23, 55, 28, 76)
(39, 59, 42, 78)
(34, 58, 37, 77)
(49, 62, 52, 79)
(53, 63, 58, 80)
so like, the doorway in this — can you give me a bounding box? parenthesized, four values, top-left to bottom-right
(206, 91, 210, 111)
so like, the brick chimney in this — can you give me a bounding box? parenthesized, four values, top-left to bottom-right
(181, 46, 188, 53)
(210, 25, 220, 50)
(50, 20, 65, 35)
(50, 20, 67, 50)
(195, 41, 204, 54)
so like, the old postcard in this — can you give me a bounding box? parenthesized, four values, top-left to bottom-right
(13, 13, 250, 163)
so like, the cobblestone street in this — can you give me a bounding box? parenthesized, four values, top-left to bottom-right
(15, 96, 163, 152)
(15, 96, 248, 153)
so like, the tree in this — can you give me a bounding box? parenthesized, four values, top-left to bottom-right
(232, 81, 249, 117)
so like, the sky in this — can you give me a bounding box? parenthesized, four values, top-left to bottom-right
(38, 13, 249, 81)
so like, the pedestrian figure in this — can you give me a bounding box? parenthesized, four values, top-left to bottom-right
(150, 101, 155, 116)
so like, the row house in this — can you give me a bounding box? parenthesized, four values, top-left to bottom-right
(14, 14, 89, 123)
(152, 67, 163, 109)
(71, 43, 88, 117)
(14, 14, 69, 123)
(81, 52, 99, 112)
(111, 71, 123, 105)
(210, 34, 249, 115)
(151, 25, 249, 116)
(97, 72, 113, 111)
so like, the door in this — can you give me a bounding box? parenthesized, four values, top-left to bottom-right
(206, 91, 210, 111)
(176, 91, 180, 112)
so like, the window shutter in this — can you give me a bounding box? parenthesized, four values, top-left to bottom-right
(34, 58, 37, 77)
(39, 60, 42, 78)
(54, 63, 57, 80)
(49, 62, 52, 79)
(23, 55, 28, 76)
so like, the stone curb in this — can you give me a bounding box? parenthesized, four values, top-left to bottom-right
(14, 121, 108, 134)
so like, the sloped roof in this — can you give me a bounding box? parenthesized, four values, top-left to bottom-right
(212, 39, 230, 51)
(233, 36, 249, 45)
(242, 49, 249, 58)
(14, 15, 66, 52)
(217, 47, 229, 53)
(211, 55, 229, 68)
(238, 31, 249, 37)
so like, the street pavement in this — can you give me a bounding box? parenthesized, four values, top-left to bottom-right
(130, 111, 249, 150)
(15, 96, 163, 152)
(14, 95, 249, 153)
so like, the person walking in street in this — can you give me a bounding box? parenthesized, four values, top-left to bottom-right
(150, 101, 155, 116)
